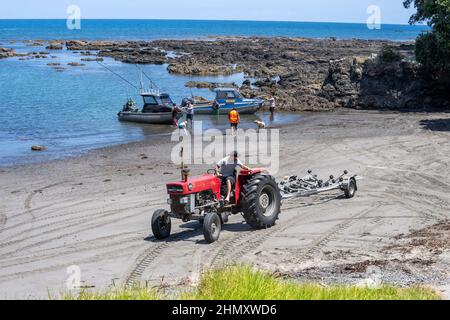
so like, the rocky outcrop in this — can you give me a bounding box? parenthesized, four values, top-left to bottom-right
(98, 47, 166, 64)
(66, 40, 168, 64)
(81, 57, 104, 62)
(168, 59, 239, 75)
(67, 62, 85, 67)
(46, 42, 63, 50)
(185, 81, 238, 89)
(55, 38, 448, 111)
(320, 57, 450, 110)
(0, 47, 16, 59)
(31, 145, 47, 151)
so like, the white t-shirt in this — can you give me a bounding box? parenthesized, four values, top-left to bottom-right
(217, 156, 243, 177)
(269, 97, 276, 108)
(186, 104, 194, 115)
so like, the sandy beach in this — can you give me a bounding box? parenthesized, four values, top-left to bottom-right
(0, 110, 449, 299)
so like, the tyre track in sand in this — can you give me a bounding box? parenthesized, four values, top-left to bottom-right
(0, 205, 152, 258)
(23, 182, 70, 219)
(296, 202, 383, 261)
(124, 226, 203, 288)
(181, 192, 364, 284)
(0, 213, 6, 234)
(205, 199, 342, 270)
(0, 243, 144, 284)
(0, 232, 145, 269)
(1, 196, 165, 238)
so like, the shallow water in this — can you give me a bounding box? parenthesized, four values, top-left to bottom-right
(0, 43, 303, 166)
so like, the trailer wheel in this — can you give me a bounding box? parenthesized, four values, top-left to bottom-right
(151, 209, 171, 240)
(241, 174, 281, 230)
(344, 178, 357, 199)
(203, 212, 221, 243)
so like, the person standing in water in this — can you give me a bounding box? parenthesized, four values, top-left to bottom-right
(268, 94, 276, 115)
(228, 107, 240, 136)
(172, 103, 182, 126)
(185, 101, 195, 127)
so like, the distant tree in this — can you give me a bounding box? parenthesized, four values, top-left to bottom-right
(404, 0, 450, 81)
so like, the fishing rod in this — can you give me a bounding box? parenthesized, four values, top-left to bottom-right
(96, 61, 139, 90)
(134, 64, 160, 91)
(189, 75, 194, 99)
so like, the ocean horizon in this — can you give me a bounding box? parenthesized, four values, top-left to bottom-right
(0, 19, 428, 42)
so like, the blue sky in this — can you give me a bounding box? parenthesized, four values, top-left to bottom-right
(0, 0, 417, 24)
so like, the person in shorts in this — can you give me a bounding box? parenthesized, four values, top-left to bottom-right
(216, 151, 251, 204)
(185, 101, 194, 127)
(228, 107, 240, 136)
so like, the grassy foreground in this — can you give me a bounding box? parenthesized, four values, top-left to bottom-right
(63, 266, 441, 300)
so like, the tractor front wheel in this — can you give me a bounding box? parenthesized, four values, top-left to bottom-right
(203, 212, 221, 243)
(241, 174, 281, 230)
(151, 209, 172, 240)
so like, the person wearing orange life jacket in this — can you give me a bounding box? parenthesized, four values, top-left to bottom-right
(228, 107, 240, 136)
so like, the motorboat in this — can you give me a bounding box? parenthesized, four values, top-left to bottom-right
(183, 88, 263, 115)
(118, 92, 174, 125)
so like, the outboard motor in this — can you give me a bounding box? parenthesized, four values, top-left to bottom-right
(181, 97, 194, 108)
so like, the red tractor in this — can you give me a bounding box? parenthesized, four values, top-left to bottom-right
(152, 168, 282, 243)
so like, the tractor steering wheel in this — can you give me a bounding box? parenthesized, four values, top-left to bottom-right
(207, 169, 219, 176)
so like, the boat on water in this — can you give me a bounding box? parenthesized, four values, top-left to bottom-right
(118, 91, 174, 125)
(184, 88, 264, 115)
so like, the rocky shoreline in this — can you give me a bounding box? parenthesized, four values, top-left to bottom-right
(3, 37, 449, 111)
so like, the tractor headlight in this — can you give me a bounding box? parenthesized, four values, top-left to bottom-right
(167, 198, 173, 205)
(179, 197, 189, 204)
(188, 183, 194, 191)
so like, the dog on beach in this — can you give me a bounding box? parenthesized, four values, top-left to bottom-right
(254, 120, 267, 129)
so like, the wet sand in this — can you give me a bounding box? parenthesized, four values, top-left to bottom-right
(0, 110, 449, 299)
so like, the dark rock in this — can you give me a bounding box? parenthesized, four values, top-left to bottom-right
(0, 47, 17, 59)
(67, 62, 85, 67)
(185, 81, 237, 89)
(81, 57, 104, 62)
(31, 145, 47, 151)
(46, 42, 63, 50)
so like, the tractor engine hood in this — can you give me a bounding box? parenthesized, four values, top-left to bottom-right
(167, 174, 221, 195)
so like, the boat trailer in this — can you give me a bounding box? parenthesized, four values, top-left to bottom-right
(279, 170, 362, 200)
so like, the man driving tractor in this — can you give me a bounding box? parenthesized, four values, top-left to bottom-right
(216, 151, 251, 204)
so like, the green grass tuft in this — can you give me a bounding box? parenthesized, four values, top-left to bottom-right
(61, 265, 441, 300)
(183, 265, 440, 300)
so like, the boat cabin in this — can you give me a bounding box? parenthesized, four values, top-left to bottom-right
(214, 88, 243, 103)
(141, 92, 174, 113)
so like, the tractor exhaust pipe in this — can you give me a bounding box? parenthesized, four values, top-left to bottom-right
(179, 147, 190, 182)
(182, 169, 190, 182)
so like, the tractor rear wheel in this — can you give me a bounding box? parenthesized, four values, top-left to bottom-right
(241, 174, 281, 230)
(203, 212, 221, 243)
(151, 209, 171, 240)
